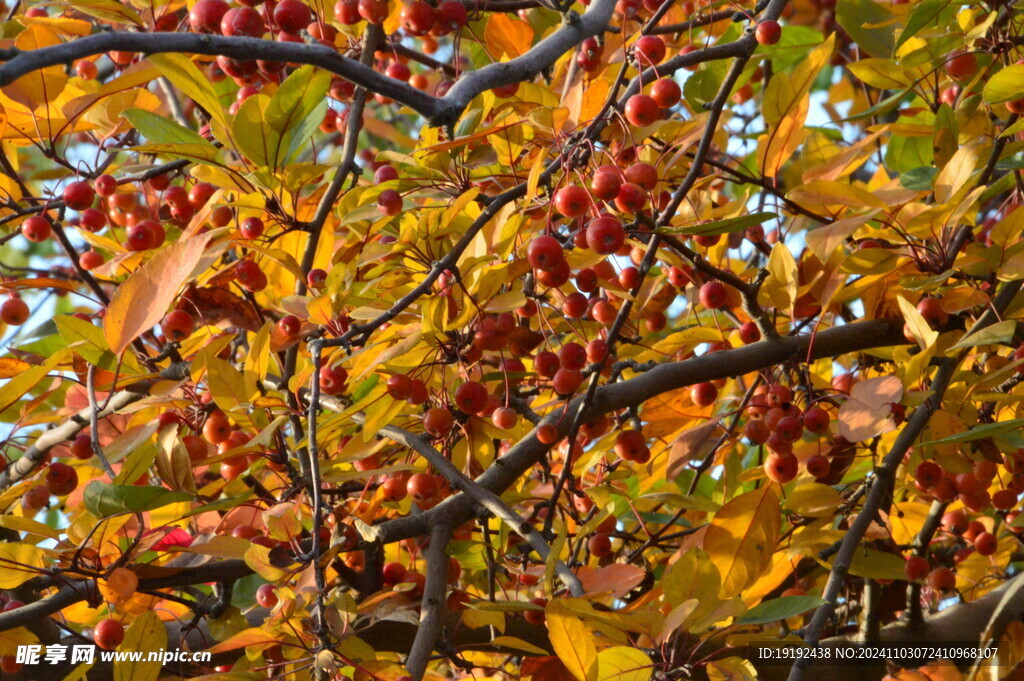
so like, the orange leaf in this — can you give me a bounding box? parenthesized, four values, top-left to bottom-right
(578, 563, 646, 600)
(178, 285, 262, 332)
(103, 233, 213, 354)
(0, 277, 79, 293)
(837, 375, 902, 442)
(702, 486, 781, 598)
(665, 418, 722, 479)
(485, 13, 534, 59)
(206, 627, 281, 654)
(522, 656, 573, 681)
(0, 357, 30, 378)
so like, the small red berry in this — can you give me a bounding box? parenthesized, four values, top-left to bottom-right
(755, 20, 782, 45)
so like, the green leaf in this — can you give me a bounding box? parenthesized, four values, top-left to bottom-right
(840, 87, 911, 122)
(836, 0, 896, 59)
(885, 134, 933, 175)
(123, 109, 211, 146)
(684, 59, 727, 111)
(918, 419, 1024, 447)
(127, 143, 221, 164)
(895, 0, 947, 50)
(285, 98, 329, 165)
(660, 212, 777, 236)
(736, 595, 826, 625)
(949, 320, 1017, 350)
(233, 94, 271, 168)
(83, 482, 192, 518)
(996, 154, 1024, 172)
(149, 53, 228, 130)
(265, 65, 332, 169)
(983, 65, 1024, 105)
(55, 314, 143, 375)
(350, 375, 379, 403)
(899, 167, 938, 191)
(845, 547, 908, 581)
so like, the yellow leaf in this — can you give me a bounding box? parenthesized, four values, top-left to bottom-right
(462, 607, 505, 631)
(207, 357, 249, 413)
(490, 636, 550, 656)
(758, 34, 834, 175)
(113, 611, 165, 681)
(839, 547, 908, 581)
(526, 145, 549, 200)
(783, 483, 843, 518)
(707, 656, 758, 681)
(155, 427, 197, 494)
(3, 25, 66, 111)
(263, 502, 305, 542)
(59, 0, 143, 26)
(0, 514, 61, 540)
(19, 16, 95, 36)
(846, 59, 908, 90)
(243, 544, 289, 582)
(762, 243, 798, 317)
(837, 375, 902, 442)
(149, 54, 229, 131)
(596, 647, 653, 681)
(244, 321, 273, 398)
(485, 13, 534, 59)
(889, 501, 933, 546)
(0, 543, 46, 588)
(803, 131, 887, 183)
(657, 599, 700, 643)
(0, 627, 37, 656)
(442, 187, 481, 231)
(702, 487, 781, 598)
(546, 600, 598, 681)
(787, 180, 886, 210)
(896, 295, 938, 350)
(805, 210, 880, 262)
(0, 350, 66, 415)
(104, 232, 213, 354)
(580, 77, 610, 125)
(935, 140, 980, 203)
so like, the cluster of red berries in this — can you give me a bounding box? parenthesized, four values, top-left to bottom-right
(903, 506, 1019, 595)
(737, 384, 834, 483)
(912, 456, 1024, 512)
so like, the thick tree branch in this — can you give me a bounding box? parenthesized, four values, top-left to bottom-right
(438, 0, 616, 125)
(406, 522, 453, 681)
(0, 558, 254, 632)
(0, 0, 615, 129)
(370, 317, 908, 545)
(0, 389, 142, 490)
(0, 33, 440, 120)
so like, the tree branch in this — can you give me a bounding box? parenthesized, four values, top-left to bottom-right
(0, 33, 440, 121)
(406, 522, 453, 681)
(437, 0, 616, 126)
(0, 389, 142, 490)
(369, 317, 908, 546)
(328, 403, 584, 597)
